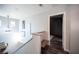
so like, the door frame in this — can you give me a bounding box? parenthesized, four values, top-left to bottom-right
(48, 12, 67, 51)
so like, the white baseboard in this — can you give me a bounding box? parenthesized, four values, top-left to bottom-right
(64, 48, 69, 53)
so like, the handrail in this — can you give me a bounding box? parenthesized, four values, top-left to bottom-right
(12, 38, 32, 54)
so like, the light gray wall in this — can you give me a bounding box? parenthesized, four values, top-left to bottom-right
(68, 5, 79, 53)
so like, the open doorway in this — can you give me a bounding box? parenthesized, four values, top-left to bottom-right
(41, 13, 68, 54)
(50, 14, 63, 50)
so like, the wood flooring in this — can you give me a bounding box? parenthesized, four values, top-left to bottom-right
(41, 36, 69, 54)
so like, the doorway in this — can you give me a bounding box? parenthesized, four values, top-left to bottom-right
(41, 13, 68, 54)
(50, 14, 63, 50)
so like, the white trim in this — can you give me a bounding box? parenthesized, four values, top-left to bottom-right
(48, 12, 68, 51)
(64, 48, 70, 53)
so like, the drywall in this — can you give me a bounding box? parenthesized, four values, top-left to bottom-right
(68, 5, 79, 53)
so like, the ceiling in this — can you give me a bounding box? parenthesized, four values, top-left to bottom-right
(0, 4, 67, 19)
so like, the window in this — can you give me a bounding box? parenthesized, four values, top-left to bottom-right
(10, 21, 15, 28)
(0, 20, 1, 27)
(22, 20, 25, 29)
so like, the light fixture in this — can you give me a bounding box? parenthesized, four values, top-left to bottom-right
(39, 4, 43, 7)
